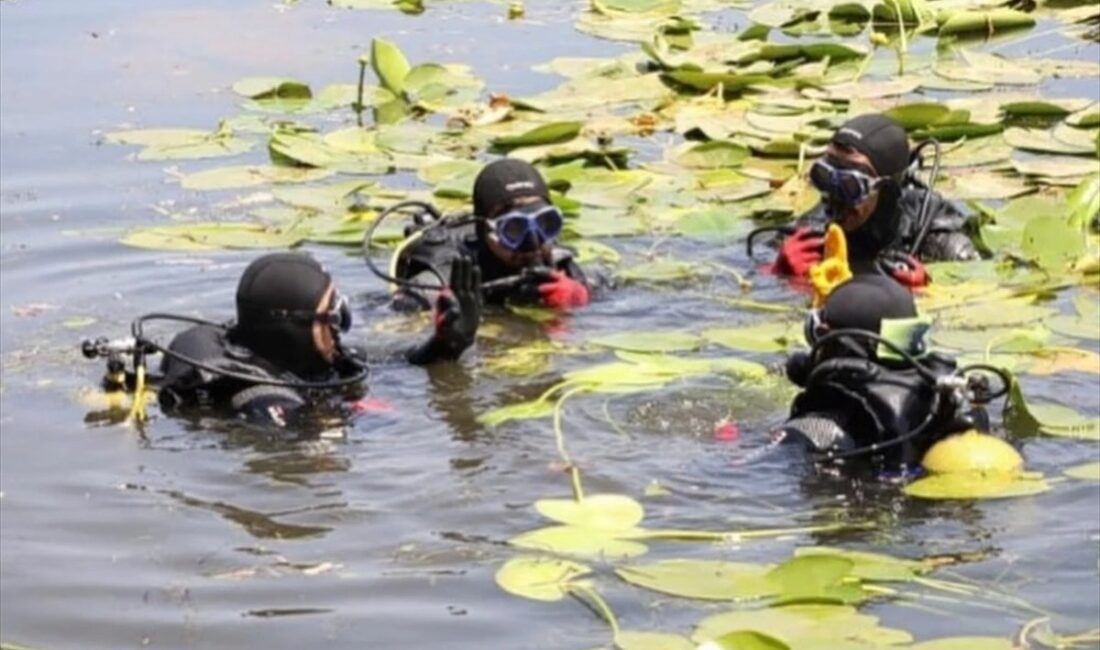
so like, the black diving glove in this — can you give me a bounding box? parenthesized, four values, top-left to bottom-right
(406, 256, 482, 365)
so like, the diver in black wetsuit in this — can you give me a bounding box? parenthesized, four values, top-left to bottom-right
(388, 159, 596, 312)
(778, 274, 987, 473)
(83, 251, 480, 427)
(765, 114, 982, 287)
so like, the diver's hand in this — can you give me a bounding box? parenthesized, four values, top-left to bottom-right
(773, 227, 824, 277)
(430, 256, 482, 358)
(538, 270, 590, 311)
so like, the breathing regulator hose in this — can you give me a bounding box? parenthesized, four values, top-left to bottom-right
(907, 138, 943, 256)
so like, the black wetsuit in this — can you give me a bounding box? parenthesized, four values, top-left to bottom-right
(156, 324, 363, 427)
(798, 183, 981, 272)
(392, 221, 591, 310)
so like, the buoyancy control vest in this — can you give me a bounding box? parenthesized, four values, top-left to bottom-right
(782, 351, 971, 468)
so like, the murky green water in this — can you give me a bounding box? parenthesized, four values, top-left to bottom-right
(1, 2, 1098, 649)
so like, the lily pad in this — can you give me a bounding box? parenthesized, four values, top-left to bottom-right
(492, 122, 584, 151)
(909, 638, 1014, 650)
(702, 321, 800, 353)
(675, 141, 751, 169)
(509, 525, 649, 559)
(477, 399, 555, 426)
(121, 222, 307, 251)
(615, 560, 778, 601)
(693, 604, 911, 648)
(1064, 461, 1100, 480)
(535, 494, 645, 531)
(494, 555, 591, 602)
(616, 631, 694, 650)
(180, 165, 334, 191)
(700, 631, 790, 650)
(903, 471, 1051, 500)
(371, 37, 412, 95)
(1005, 127, 1095, 155)
(589, 331, 702, 353)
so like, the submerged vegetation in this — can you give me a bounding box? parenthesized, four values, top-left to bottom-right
(80, 0, 1100, 647)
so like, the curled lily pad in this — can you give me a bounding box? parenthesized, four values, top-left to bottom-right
(903, 471, 1051, 500)
(1011, 156, 1099, 178)
(494, 555, 591, 602)
(491, 122, 583, 151)
(371, 37, 411, 95)
(937, 9, 1034, 36)
(1005, 127, 1095, 155)
(509, 525, 648, 559)
(232, 77, 311, 99)
(536, 494, 645, 530)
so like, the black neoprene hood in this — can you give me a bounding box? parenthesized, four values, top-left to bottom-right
(821, 273, 917, 334)
(472, 159, 551, 219)
(832, 114, 910, 178)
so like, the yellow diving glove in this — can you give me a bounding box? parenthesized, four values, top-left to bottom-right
(809, 224, 852, 308)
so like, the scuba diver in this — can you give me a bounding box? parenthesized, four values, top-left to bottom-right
(777, 273, 1008, 474)
(368, 159, 595, 312)
(82, 252, 481, 427)
(751, 113, 981, 287)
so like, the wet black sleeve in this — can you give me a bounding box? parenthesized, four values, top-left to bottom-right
(230, 385, 307, 427)
(900, 188, 982, 262)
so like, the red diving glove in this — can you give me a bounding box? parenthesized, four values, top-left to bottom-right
(881, 253, 929, 288)
(773, 227, 825, 277)
(538, 271, 590, 310)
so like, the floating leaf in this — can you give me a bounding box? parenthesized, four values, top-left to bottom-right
(702, 321, 799, 353)
(494, 555, 591, 602)
(794, 547, 926, 582)
(1065, 461, 1100, 480)
(903, 471, 1051, 500)
(1027, 348, 1100, 375)
(510, 525, 648, 559)
(615, 560, 778, 601)
(693, 604, 911, 648)
(675, 141, 751, 169)
(589, 331, 702, 353)
(699, 631, 790, 650)
(1021, 215, 1085, 269)
(180, 165, 334, 191)
(1005, 127, 1095, 155)
(909, 638, 1014, 650)
(492, 122, 583, 151)
(232, 77, 311, 100)
(121, 222, 307, 251)
(535, 494, 645, 531)
(938, 9, 1034, 36)
(477, 399, 555, 426)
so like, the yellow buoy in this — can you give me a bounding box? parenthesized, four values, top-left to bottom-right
(921, 430, 1023, 475)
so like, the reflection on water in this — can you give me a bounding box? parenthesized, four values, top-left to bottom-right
(2, 0, 1099, 649)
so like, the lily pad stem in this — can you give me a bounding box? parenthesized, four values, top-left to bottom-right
(554, 385, 588, 501)
(567, 583, 620, 638)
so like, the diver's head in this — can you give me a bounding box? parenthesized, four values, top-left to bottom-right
(472, 159, 563, 270)
(234, 252, 352, 378)
(810, 114, 909, 256)
(807, 273, 917, 359)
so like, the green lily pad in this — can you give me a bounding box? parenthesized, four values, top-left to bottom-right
(909, 638, 1014, 650)
(492, 122, 584, 151)
(121, 222, 307, 251)
(793, 547, 926, 582)
(702, 631, 790, 650)
(903, 471, 1051, 500)
(675, 140, 751, 169)
(938, 8, 1034, 36)
(494, 555, 591, 602)
(589, 331, 702, 353)
(1021, 215, 1085, 270)
(702, 321, 799, 353)
(509, 525, 649, 559)
(1012, 156, 1099, 178)
(179, 164, 334, 191)
(1065, 461, 1100, 480)
(693, 604, 911, 648)
(535, 494, 645, 531)
(477, 399, 555, 426)
(1005, 127, 1095, 155)
(232, 77, 311, 100)
(615, 560, 778, 601)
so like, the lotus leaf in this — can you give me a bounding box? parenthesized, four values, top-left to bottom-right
(494, 556, 591, 602)
(535, 494, 645, 530)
